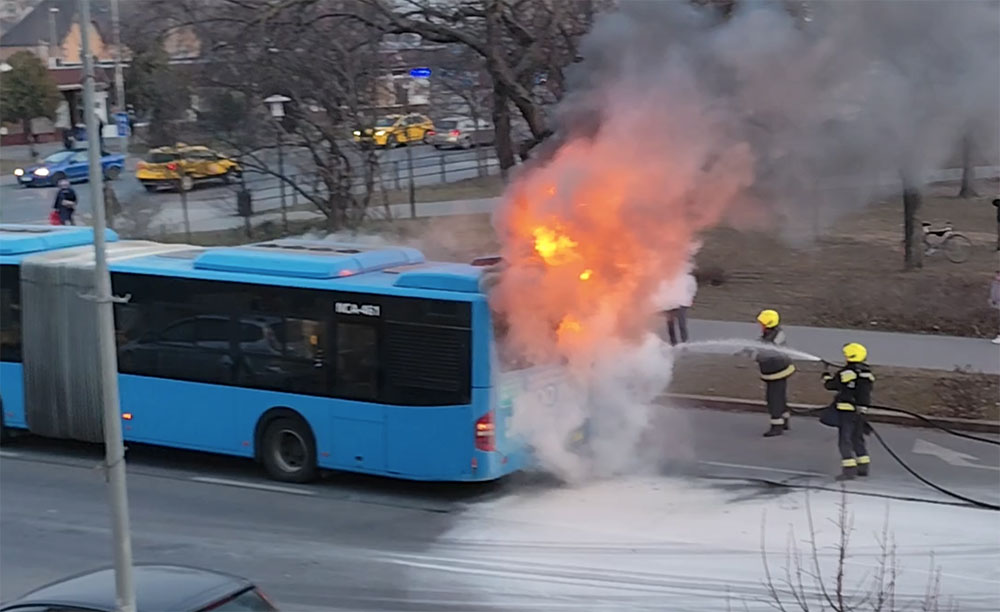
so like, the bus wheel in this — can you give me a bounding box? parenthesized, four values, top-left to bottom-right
(261, 417, 318, 483)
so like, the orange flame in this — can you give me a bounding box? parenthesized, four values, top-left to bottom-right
(532, 226, 579, 265)
(490, 110, 754, 367)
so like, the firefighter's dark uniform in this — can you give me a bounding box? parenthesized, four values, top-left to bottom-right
(823, 361, 874, 479)
(756, 326, 795, 437)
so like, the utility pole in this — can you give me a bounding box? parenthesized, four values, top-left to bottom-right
(110, 0, 128, 155)
(79, 1, 136, 611)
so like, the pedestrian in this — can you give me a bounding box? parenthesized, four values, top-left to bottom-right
(822, 342, 874, 480)
(53, 179, 78, 225)
(755, 309, 795, 437)
(989, 270, 1000, 345)
(665, 272, 697, 345)
(61, 128, 73, 150)
(103, 177, 121, 230)
(993, 198, 999, 251)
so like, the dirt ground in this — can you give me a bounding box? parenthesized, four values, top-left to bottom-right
(670, 355, 998, 421)
(692, 180, 1000, 338)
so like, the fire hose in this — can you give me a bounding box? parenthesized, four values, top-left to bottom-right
(788, 401, 1000, 511)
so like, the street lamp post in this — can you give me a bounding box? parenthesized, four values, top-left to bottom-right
(79, 1, 136, 611)
(264, 94, 291, 234)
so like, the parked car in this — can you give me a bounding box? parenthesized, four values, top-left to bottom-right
(428, 117, 494, 149)
(0, 564, 279, 611)
(13, 149, 125, 188)
(352, 113, 434, 148)
(136, 144, 241, 192)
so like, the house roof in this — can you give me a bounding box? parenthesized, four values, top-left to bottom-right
(0, 0, 111, 48)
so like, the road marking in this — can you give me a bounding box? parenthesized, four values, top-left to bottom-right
(190, 476, 317, 496)
(699, 460, 826, 478)
(0, 450, 21, 458)
(911, 438, 1000, 472)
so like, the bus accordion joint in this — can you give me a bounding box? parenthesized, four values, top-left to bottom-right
(475, 411, 496, 452)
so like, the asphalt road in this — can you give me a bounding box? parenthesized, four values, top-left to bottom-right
(2, 405, 996, 610)
(0, 143, 498, 226)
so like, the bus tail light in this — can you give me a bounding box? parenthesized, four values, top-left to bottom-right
(475, 411, 495, 452)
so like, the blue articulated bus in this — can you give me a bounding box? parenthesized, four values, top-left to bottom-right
(0, 224, 562, 483)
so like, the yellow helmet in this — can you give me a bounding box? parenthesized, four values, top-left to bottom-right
(843, 342, 867, 363)
(756, 309, 780, 329)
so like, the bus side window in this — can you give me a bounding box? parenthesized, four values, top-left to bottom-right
(335, 322, 378, 401)
(0, 265, 21, 363)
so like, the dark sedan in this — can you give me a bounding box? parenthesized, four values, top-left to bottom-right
(0, 565, 278, 612)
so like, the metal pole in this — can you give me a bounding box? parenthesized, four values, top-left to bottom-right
(277, 127, 287, 234)
(110, 0, 127, 155)
(79, 1, 136, 611)
(406, 143, 415, 218)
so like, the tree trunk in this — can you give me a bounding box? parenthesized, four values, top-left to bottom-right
(958, 133, 977, 198)
(22, 118, 36, 158)
(492, 83, 516, 178)
(902, 175, 923, 270)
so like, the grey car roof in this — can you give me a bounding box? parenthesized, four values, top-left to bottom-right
(1, 564, 255, 612)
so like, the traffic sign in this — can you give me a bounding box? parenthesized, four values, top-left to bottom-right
(114, 112, 130, 137)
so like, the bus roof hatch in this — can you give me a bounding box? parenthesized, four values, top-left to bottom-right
(192, 240, 425, 279)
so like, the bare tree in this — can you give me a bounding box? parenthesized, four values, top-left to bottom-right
(761, 489, 955, 611)
(901, 172, 923, 270)
(958, 132, 977, 199)
(148, 0, 387, 232)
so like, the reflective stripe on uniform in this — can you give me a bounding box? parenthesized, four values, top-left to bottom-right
(842, 458, 858, 467)
(836, 402, 855, 411)
(839, 370, 857, 383)
(857, 455, 870, 465)
(769, 418, 785, 425)
(760, 364, 796, 381)
(859, 371, 875, 381)
(781, 411, 791, 419)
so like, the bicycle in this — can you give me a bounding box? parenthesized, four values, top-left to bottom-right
(922, 221, 972, 263)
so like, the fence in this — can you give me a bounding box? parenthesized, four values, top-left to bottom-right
(231, 145, 501, 218)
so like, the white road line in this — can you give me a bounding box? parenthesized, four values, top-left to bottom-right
(0, 450, 22, 458)
(189, 476, 317, 496)
(699, 460, 826, 478)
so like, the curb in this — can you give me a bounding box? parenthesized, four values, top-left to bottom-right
(661, 393, 1000, 435)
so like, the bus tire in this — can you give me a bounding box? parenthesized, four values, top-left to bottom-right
(260, 416, 318, 483)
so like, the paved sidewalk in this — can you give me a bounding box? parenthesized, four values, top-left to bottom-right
(685, 318, 999, 374)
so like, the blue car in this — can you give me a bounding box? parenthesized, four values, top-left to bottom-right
(13, 149, 125, 188)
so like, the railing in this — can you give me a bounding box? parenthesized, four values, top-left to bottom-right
(229, 146, 501, 217)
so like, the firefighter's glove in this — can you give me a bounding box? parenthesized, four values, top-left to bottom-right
(863, 421, 873, 435)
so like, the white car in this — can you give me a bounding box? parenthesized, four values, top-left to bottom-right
(429, 117, 494, 149)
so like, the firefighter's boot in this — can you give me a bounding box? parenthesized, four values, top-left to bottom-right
(857, 463, 870, 477)
(835, 465, 857, 481)
(782, 413, 791, 431)
(763, 423, 784, 437)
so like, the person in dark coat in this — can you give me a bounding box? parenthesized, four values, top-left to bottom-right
(754, 309, 795, 437)
(53, 179, 78, 225)
(823, 342, 874, 480)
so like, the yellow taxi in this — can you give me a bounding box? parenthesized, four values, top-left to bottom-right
(352, 113, 435, 148)
(136, 144, 241, 192)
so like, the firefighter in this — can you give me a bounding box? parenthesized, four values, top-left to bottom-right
(755, 309, 795, 437)
(823, 342, 874, 480)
